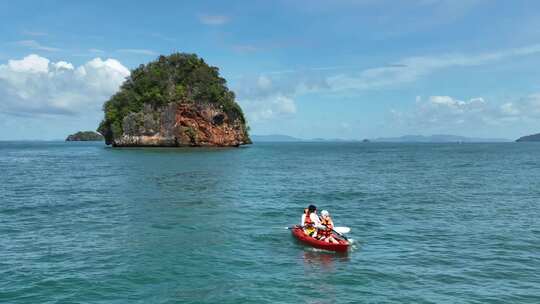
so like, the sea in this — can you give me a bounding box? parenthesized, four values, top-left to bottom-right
(1, 141, 539, 303)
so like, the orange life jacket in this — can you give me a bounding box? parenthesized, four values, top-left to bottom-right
(304, 209, 314, 227)
(303, 209, 317, 237)
(320, 217, 333, 237)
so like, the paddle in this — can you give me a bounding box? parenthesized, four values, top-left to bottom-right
(334, 226, 351, 234)
(331, 228, 349, 241)
(285, 225, 303, 229)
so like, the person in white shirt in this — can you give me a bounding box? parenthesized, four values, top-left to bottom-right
(301, 204, 323, 237)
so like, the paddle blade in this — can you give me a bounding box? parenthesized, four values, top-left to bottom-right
(334, 226, 350, 234)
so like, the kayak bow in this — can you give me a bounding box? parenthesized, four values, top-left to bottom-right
(290, 225, 350, 252)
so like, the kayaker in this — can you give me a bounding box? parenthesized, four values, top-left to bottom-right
(319, 210, 339, 244)
(301, 204, 321, 237)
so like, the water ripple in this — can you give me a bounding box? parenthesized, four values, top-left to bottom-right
(1, 142, 539, 303)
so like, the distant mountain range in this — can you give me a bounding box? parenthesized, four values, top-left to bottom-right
(251, 134, 512, 143)
(251, 135, 359, 142)
(251, 135, 364, 142)
(372, 134, 510, 143)
(251, 135, 302, 142)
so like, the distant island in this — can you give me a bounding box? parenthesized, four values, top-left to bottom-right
(66, 131, 104, 141)
(251, 134, 510, 143)
(251, 134, 302, 142)
(251, 135, 359, 142)
(372, 134, 510, 143)
(516, 133, 540, 142)
(97, 53, 250, 147)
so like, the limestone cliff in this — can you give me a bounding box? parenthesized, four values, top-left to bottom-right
(98, 53, 251, 147)
(112, 103, 250, 147)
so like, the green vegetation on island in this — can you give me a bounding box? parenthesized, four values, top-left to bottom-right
(516, 133, 540, 142)
(97, 53, 248, 144)
(66, 131, 104, 141)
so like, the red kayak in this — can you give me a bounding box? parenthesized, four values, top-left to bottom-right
(290, 225, 350, 252)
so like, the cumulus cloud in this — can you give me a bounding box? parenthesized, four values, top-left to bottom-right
(392, 94, 540, 129)
(7, 54, 50, 73)
(235, 75, 297, 122)
(241, 94, 297, 122)
(410, 95, 488, 125)
(198, 14, 230, 25)
(500, 94, 540, 119)
(0, 54, 129, 116)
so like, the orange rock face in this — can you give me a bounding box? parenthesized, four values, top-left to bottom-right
(113, 103, 250, 147)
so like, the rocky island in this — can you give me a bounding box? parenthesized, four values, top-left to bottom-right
(98, 53, 251, 147)
(516, 133, 540, 142)
(66, 131, 104, 141)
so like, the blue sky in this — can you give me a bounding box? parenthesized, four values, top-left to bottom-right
(1, 0, 540, 140)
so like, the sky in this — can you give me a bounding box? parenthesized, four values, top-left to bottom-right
(1, 0, 540, 140)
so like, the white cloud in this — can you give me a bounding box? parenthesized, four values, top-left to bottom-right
(235, 43, 540, 109)
(274, 95, 297, 114)
(236, 76, 297, 122)
(508, 94, 540, 118)
(7, 54, 50, 73)
(392, 94, 540, 130)
(415, 96, 487, 124)
(198, 14, 230, 25)
(117, 49, 157, 56)
(14, 40, 60, 52)
(288, 43, 540, 93)
(231, 43, 540, 121)
(240, 94, 296, 122)
(229, 43, 540, 128)
(500, 102, 520, 116)
(0, 54, 129, 116)
(53, 61, 74, 70)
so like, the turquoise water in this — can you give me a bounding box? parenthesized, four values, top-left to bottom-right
(1, 141, 539, 303)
